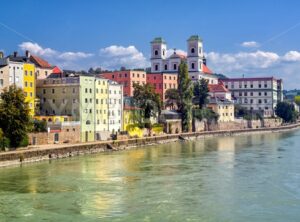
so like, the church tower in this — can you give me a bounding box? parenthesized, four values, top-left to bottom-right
(150, 37, 167, 73)
(187, 35, 203, 72)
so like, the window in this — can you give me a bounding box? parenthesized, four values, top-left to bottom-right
(73, 88, 76, 93)
(52, 89, 55, 94)
(154, 50, 158, 56)
(191, 48, 195, 53)
(258, 99, 262, 104)
(25, 81, 28, 87)
(264, 92, 267, 96)
(173, 64, 177, 70)
(164, 64, 168, 70)
(155, 65, 158, 71)
(250, 92, 253, 96)
(259, 92, 262, 96)
(112, 74, 114, 79)
(191, 63, 195, 69)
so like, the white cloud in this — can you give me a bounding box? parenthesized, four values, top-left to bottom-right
(19, 42, 93, 61)
(282, 51, 300, 62)
(99, 45, 149, 69)
(58, 52, 93, 61)
(205, 50, 300, 89)
(19, 42, 57, 57)
(166, 49, 187, 57)
(241, 41, 260, 48)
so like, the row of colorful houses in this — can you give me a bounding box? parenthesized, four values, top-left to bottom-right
(0, 35, 284, 144)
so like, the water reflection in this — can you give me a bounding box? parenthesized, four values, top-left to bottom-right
(0, 130, 300, 221)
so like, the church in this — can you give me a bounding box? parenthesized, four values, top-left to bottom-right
(150, 35, 218, 84)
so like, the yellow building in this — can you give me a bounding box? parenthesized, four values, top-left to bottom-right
(34, 115, 73, 123)
(207, 98, 235, 122)
(23, 63, 35, 116)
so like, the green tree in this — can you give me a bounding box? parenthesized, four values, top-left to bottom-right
(294, 95, 300, 106)
(178, 62, 193, 132)
(193, 79, 209, 109)
(275, 101, 298, 123)
(133, 83, 162, 128)
(165, 88, 180, 110)
(0, 86, 32, 148)
(31, 120, 47, 132)
(0, 128, 10, 151)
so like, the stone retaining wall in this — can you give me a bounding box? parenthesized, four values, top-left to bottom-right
(1, 123, 299, 167)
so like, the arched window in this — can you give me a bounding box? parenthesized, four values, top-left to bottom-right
(173, 64, 177, 70)
(191, 63, 195, 69)
(164, 64, 168, 70)
(155, 64, 158, 71)
(86, 120, 91, 125)
(154, 50, 158, 56)
(162, 49, 165, 56)
(191, 48, 195, 53)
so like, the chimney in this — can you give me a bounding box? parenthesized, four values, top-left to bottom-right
(25, 50, 30, 58)
(0, 51, 3, 59)
(13, 51, 18, 57)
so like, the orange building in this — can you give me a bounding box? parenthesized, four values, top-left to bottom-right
(99, 70, 146, 96)
(146, 73, 178, 102)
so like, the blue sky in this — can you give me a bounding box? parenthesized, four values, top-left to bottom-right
(1, 0, 300, 89)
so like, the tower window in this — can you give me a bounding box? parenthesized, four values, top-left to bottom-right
(164, 64, 168, 70)
(191, 48, 195, 53)
(154, 50, 158, 56)
(191, 63, 195, 69)
(163, 49, 165, 56)
(155, 64, 158, 71)
(173, 64, 177, 70)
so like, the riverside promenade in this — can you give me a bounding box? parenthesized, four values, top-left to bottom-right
(1, 122, 300, 167)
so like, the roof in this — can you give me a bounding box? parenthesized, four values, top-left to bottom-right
(208, 83, 229, 93)
(169, 51, 187, 59)
(7, 55, 30, 63)
(0, 58, 8, 66)
(187, 35, 203, 42)
(52, 66, 62, 74)
(30, 55, 52, 68)
(151, 37, 166, 44)
(221, 77, 277, 82)
(209, 97, 233, 105)
(202, 64, 213, 74)
(124, 105, 141, 110)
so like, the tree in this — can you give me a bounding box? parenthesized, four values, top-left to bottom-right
(193, 79, 209, 109)
(178, 62, 193, 132)
(275, 101, 298, 123)
(31, 120, 47, 132)
(133, 83, 162, 128)
(165, 88, 180, 110)
(0, 86, 32, 148)
(294, 95, 300, 106)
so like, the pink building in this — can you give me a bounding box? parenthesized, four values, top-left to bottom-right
(146, 73, 178, 102)
(99, 70, 146, 96)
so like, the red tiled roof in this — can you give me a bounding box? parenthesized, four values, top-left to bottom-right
(203, 64, 213, 74)
(124, 105, 141, 110)
(30, 55, 52, 68)
(208, 83, 229, 93)
(52, 66, 62, 74)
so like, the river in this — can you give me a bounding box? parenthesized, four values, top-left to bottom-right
(1, 130, 300, 221)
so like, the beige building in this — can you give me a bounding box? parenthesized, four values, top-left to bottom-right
(0, 57, 9, 93)
(207, 98, 235, 122)
(30, 54, 53, 79)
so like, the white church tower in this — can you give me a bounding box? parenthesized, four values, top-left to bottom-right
(150, 37, 167, 73)
(187, 35, 203, 72)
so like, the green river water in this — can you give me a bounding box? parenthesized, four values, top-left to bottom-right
(1, 130, 300, 221)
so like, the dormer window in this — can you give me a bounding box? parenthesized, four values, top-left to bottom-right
(154, 50, 158, 56)
(191, 48, 195, 53)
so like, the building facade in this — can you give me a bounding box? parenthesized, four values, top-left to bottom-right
(108, 80, 123, 133)
(146, 72, 178, 101)
(221, 77, 283, 117)
(99, 70, 146, 96)
(30, 54, 53, 79)
(36, 75, 123, 142)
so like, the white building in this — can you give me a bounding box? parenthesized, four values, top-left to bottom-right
(108, 80, 123, 133)
(150, 35, 218, 84)
(221, 77, 283, 117)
